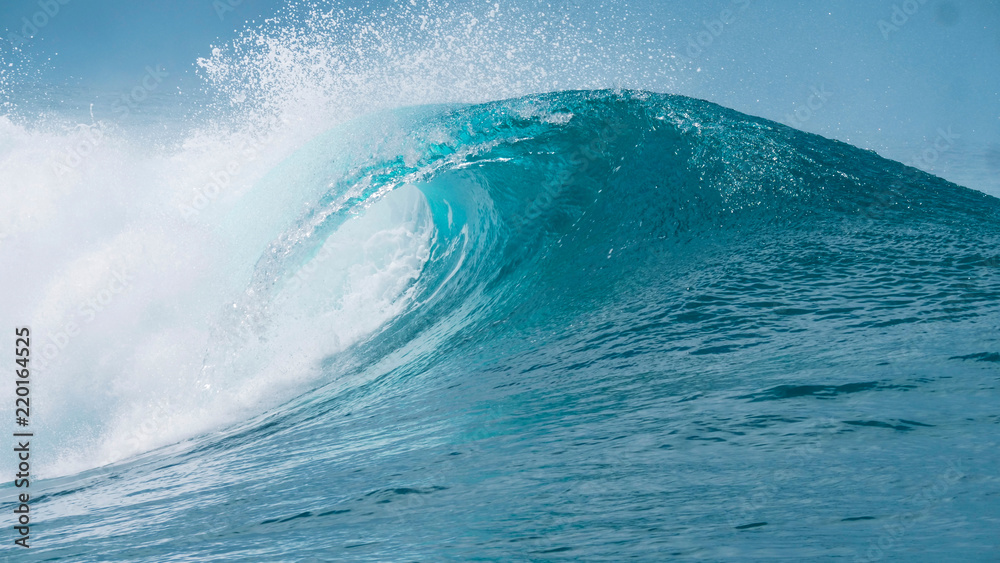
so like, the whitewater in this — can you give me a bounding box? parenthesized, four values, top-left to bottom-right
(1, 2, 998, 561)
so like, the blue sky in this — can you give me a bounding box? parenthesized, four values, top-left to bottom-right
(2, 0, 276, 84)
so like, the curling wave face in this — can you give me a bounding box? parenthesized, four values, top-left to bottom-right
(12, 90, 1000, 561)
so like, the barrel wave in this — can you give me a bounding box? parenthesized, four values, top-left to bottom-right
(21, 90, 1000, 561)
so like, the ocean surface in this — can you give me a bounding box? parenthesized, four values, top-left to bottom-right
(3, 89, 999, 561)
(2, 1, 1000, 561)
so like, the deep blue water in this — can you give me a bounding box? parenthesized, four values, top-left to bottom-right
(4, 90, 998, 561)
